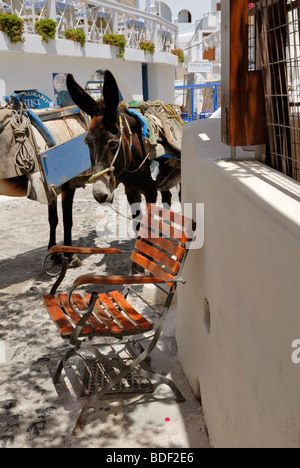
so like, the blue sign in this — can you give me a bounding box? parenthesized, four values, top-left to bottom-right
(40, 132, 91, 190)
(22, 90, 55, 109)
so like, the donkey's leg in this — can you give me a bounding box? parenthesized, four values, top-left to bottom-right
(125, 188, 145, 274)
(61, 183, 82, 268)
(161, 190, 172, 210)
(48, 200, 58, 251)
(125, 187, 143, 236)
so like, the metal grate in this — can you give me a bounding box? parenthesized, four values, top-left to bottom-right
(255, 0, 300, 181)
(82, 358, 154, 396)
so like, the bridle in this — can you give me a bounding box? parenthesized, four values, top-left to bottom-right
(87, 115, 124, 189)
(87, 113, 149, 189)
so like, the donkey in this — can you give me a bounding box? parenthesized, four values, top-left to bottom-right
(66, 70, 181, 221)
(0, 106, 84, 267)
(0, 175, 79, 265)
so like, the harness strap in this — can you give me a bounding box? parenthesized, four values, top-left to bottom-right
(87, 168, 117, 189)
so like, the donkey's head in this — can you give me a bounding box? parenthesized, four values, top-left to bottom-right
(67, 71, 126, 204)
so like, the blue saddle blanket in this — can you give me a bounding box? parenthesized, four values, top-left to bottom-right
(127, 109, 149, 139)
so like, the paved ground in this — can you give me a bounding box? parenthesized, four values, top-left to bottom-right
(0, 184, 210, 448)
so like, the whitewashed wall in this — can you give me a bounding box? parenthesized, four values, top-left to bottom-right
(0, 33, 176, 103)
(177, 117, 300, 448)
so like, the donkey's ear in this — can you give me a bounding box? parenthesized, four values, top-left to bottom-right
(66, 74, 98, 117)
(103, 70, 120, 120)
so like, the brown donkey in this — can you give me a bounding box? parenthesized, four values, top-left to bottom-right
(66, 71, 181, 223)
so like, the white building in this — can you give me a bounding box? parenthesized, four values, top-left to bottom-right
(0, 0, 180, 105)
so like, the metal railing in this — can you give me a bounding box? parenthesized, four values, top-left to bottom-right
(175, 82, 221, 121)
(0, 0, 178, 52)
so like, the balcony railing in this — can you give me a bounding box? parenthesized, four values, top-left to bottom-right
(0, 0, 178, 53)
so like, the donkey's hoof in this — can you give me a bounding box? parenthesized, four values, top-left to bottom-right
(50, 253, 64, 265)
(68, 254, 83, 269)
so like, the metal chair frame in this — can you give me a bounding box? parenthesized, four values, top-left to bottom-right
(42, 204, 195, 436)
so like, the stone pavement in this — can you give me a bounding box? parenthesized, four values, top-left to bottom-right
(0, 184, 210, 448)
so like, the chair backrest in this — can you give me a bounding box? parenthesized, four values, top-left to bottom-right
(131, 204, 195, 288)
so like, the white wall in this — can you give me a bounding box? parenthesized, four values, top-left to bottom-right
(147, 64, 175, 103)
(0, 33, 177, 103)
(177, 118, 300, 448)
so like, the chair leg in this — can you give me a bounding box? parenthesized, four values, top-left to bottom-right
(126, 343, 185, 403)
(53, 349, 77, 384)
(137, 367, 185, 403)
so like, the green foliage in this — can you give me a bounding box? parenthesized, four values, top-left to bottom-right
(103, 33, 126, 59)
(0, 13, 24, 44)
(139, 41, 155, 55)
(35, 19, 56, 43)
(171, 48, 185, 63)
(64, 29, 86, 47)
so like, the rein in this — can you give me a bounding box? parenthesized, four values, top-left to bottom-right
(87, 113, 149, 187)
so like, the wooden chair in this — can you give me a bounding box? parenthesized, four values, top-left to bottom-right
(42, 204, 196, 436)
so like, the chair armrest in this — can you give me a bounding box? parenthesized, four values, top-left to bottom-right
(48, 246, 123, 255)
(73, 275, 167, 288)
(73, 274, 186, 288)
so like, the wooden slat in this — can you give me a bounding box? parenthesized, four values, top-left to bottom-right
(134, 238, 180, 275)
(58, 294, 92, 335)
(97, 294, 140, 334)
(148, 204, 194, 234)
(49, 246, 123, 255)
(131, 251, 175, 286)
(141, 215, 188, 245)
(109, 291, 153, 332)
(70, 294, 108, 335)
(138, 225, 185, 259)
(73, 274, 165, 288)
(84, 294, 123, 336)
(43, 294, 74, 337)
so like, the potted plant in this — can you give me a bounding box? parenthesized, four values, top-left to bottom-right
(171, 48, 185, 64)
(103, 33, 126, 59)
(64, 29, 86, 47)
(139, 41, 155, 55)
(35, 18, 56, 43)
(0, 13, 24, 44)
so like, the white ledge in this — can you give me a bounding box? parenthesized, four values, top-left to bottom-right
(0, 32, 178, 66)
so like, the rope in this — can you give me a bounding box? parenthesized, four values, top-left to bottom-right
(10, 106, 36, 174)
(125, 152, 150, 174)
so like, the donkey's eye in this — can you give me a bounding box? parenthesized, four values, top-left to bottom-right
(108, 139, 119, 151)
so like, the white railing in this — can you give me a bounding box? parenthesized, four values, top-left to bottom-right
(0, 0, 178, 52)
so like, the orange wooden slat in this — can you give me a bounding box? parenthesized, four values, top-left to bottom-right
(70, 294, 108, 335)
(58, 294, 92, 336)
(131, 251, 175, 286)
(109, 291, 153, 332)
(97, 293, 140, 334)
(43, 294, 74, 337)
(84, 294, 124, 336)
(148, 204, 194, 234)
(138, 226, 185, 259)
(73, 274, 165, 288)
(49, 246, 123, 255)
(141, 215, 188, 245)
(134, 238, 180, 275)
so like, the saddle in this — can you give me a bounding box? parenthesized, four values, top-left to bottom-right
(0, 102, 89, 204)
(126, 100, 184, 159)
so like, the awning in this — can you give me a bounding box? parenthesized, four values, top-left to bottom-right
(203, 29, 221, 51)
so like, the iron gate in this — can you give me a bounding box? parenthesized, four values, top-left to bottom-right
(254, 0, 300, 181)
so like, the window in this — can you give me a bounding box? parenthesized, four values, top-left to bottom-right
(85, 70, 124, 101)
(178, 10, 192, 24)
(85, 70, 105, 99)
